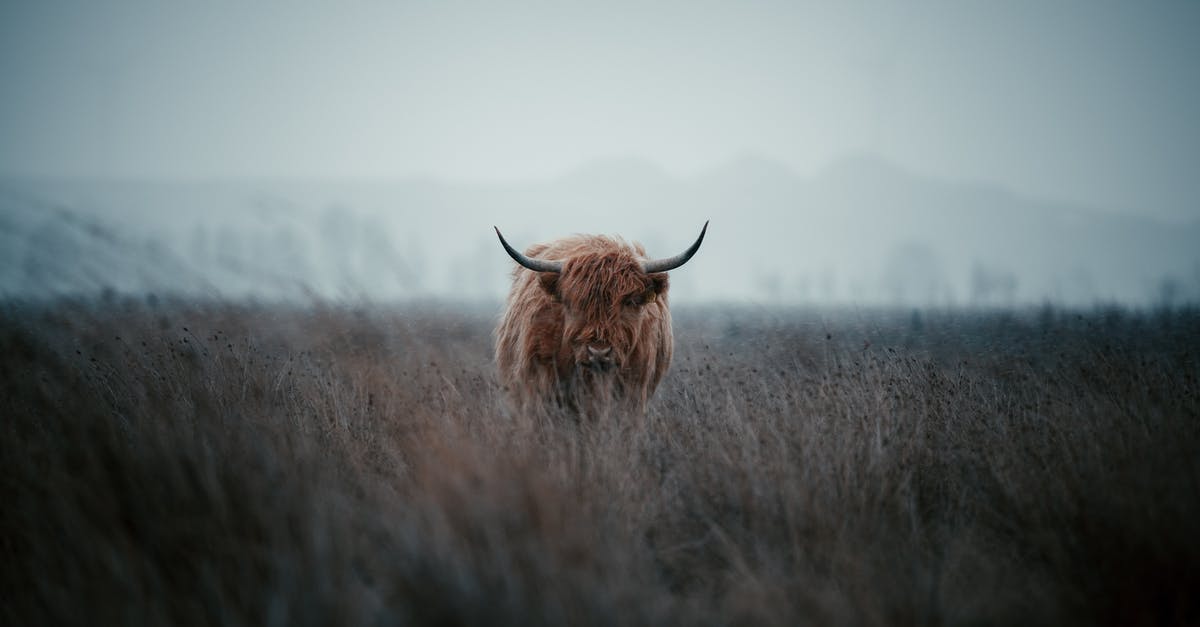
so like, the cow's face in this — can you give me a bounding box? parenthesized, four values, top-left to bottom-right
(538, 251, 668, 373)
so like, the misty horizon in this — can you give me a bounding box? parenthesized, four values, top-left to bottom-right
(6, 151, 1196, 227)
(4, 2, 1200, 221)
(2, 2, 1198, 306)
(3, 152, 1198, 307)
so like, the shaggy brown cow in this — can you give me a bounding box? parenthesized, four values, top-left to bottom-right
(493, 222, 707, 416)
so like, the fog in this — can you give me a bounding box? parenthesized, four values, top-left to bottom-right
(2, 2, 1198, 305)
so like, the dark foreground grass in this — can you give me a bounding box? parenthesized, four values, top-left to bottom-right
(2, 299, 1198, 626)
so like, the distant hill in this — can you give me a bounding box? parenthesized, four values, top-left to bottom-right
(2, 156, 1197, 305)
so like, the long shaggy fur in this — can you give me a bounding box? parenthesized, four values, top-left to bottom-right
(495, 235, 673, 417)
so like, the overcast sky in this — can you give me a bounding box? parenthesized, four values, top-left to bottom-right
(2, 1, 1198, 220)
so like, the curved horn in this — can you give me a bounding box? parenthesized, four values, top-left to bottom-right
(641, 220, 708, 273)
(494, 227, 563, 273)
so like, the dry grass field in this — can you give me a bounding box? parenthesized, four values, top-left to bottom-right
(2, 299, 1198, 626)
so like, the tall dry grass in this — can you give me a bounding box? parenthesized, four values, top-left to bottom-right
(2, 299, 1198, 626)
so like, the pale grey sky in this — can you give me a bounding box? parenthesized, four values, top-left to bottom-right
(2, 1, 1198, 219)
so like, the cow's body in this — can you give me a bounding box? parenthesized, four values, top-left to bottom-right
(494, 234, 678, 416)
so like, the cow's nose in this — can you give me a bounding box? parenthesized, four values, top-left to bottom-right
(587, 345, 611, 359)
(586, 345, 614, 370)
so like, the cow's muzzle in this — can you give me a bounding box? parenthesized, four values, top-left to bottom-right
(581, 345, 616, 372)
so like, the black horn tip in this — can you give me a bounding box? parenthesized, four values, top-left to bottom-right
(641, 220, 708, 274)
(494, 226, 563, 273)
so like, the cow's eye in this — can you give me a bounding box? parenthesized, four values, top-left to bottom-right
(625, 295, 644, 308)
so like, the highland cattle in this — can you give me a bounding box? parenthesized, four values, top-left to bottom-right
(493, 222, 707, 416)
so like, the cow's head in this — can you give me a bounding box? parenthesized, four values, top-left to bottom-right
(495, 222, 707, 373)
